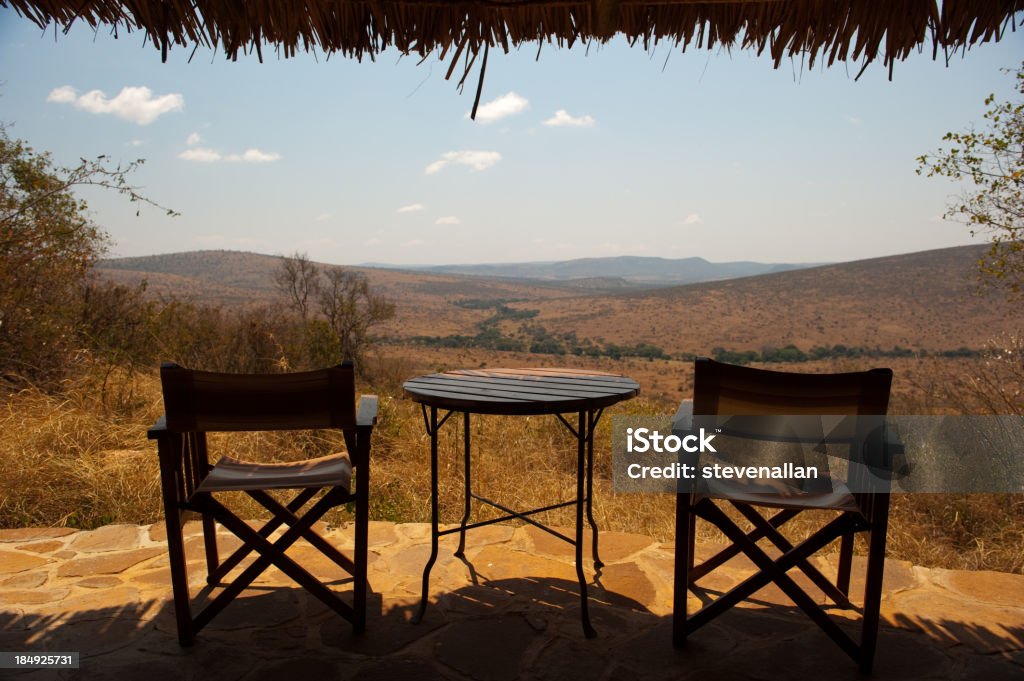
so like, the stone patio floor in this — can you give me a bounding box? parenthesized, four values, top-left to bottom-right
(1, 521, 1022, 680)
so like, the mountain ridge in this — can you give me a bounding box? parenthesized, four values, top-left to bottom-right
(359, 254, 823, 285)
(95, 244, 1014, 353)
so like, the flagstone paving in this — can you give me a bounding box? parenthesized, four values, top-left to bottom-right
(0, 522, 1021, 680)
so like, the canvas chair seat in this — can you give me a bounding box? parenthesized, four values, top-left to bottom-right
(196, 453, 353, 494)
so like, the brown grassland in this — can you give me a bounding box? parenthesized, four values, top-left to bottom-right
(98, 245, 1018, 353)
(2, 246, 1021, 575)
(2, 344, 1021, 575)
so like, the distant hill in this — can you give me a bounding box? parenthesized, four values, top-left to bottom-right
(524, 244, 1017, 353)
(366, 255, 820, 285)
(96, 244, 1016, 354)
(99, 251, 282, 304)
(95, 250, 579, 337)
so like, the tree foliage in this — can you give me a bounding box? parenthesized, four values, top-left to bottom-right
(0, 125, 174, 385)
(273, 251, 319, 321)
(275, 253, 395, 369)
(318, 266, 396, 365)
(918, 62, 1024, 298)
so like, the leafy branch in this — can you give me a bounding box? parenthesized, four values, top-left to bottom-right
(917, 62, 1024, 298)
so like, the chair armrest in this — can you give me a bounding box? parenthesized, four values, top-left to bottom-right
(147, 415, 168, 440)
(885, 428, 904, 457)
(885, 427, 912, 479)
(671, 399, 694, 435)
(357, 395, 378, 427)
(873, 425, 906, 468)
(861, 423, 910, 481)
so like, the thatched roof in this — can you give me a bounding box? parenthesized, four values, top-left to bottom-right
(6, 1, 1022, 110)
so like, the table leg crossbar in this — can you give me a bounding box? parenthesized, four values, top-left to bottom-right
(446, 494, 578, 544)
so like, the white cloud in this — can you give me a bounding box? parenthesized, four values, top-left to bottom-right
(128, 139, 144, 147)
(435, 216, 461, 225)
(425, 150, 501, 175)
(401, 239, 426, 248)
(46, 85, 77, 104)
(313, 213, 331, 222)
(178, 147, 222, 163)
(47, 85, 183, 125)
(231, 149, 279, 163)
(845, 115, 864, 126)
(398, 203, 425, 213)
(186, 132, 202, 146)
(364, 237, 383, 247)
(178, 147, 280, 163)
(542, 109, 596, 128)
(680, 213, 703, 225)
(471, 92, 529, 123)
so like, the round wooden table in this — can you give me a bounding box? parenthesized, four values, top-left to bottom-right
(403, 368, 640, 637)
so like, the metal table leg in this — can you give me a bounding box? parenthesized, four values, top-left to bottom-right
(586, 409, 604, 570)
(455, 412, 471, 557)
(575, 409, 597, 638)
(412, 405, 448, 624)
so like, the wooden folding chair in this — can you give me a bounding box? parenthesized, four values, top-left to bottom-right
(672, 358, 897, 673)
(147, 361, 377, 645)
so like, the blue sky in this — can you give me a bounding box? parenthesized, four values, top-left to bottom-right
(1, 9, 1022, 265)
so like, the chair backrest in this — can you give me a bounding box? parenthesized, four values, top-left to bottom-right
(159, 361, 357, 433)
(693, 357, 894, 504)
(694, 357, 892, 417)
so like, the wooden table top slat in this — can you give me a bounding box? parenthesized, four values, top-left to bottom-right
(449, 367, 636, 382)
(443, 377, 633, 389)
(403, 382, 585, 403)
(405, 375, 629, 399)
(459, 367, 621, 377)
(400, 387, 533, 403)
(404, 368, 640, 415)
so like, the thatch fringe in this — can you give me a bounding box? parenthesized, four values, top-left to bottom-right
(4, 1, 1021, 89)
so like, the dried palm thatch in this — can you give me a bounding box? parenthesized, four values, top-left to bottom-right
(5, 0, 1022, 114)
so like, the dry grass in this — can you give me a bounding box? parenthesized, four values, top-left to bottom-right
(1, 360, 1021, 574)
(886, 494, 1024, 572)
(0, 369, 163, 528)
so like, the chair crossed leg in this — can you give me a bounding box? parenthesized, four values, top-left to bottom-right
(203, 488, 319, 583)
(728, 503, 855, 608)
(674, 497, 884, 669)
(167, 485, 367, 644)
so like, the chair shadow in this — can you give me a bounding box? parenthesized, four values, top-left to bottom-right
(2, 569, 1021, 680)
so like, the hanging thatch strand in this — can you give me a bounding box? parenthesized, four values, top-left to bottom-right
(4, 1, 1021, 86)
